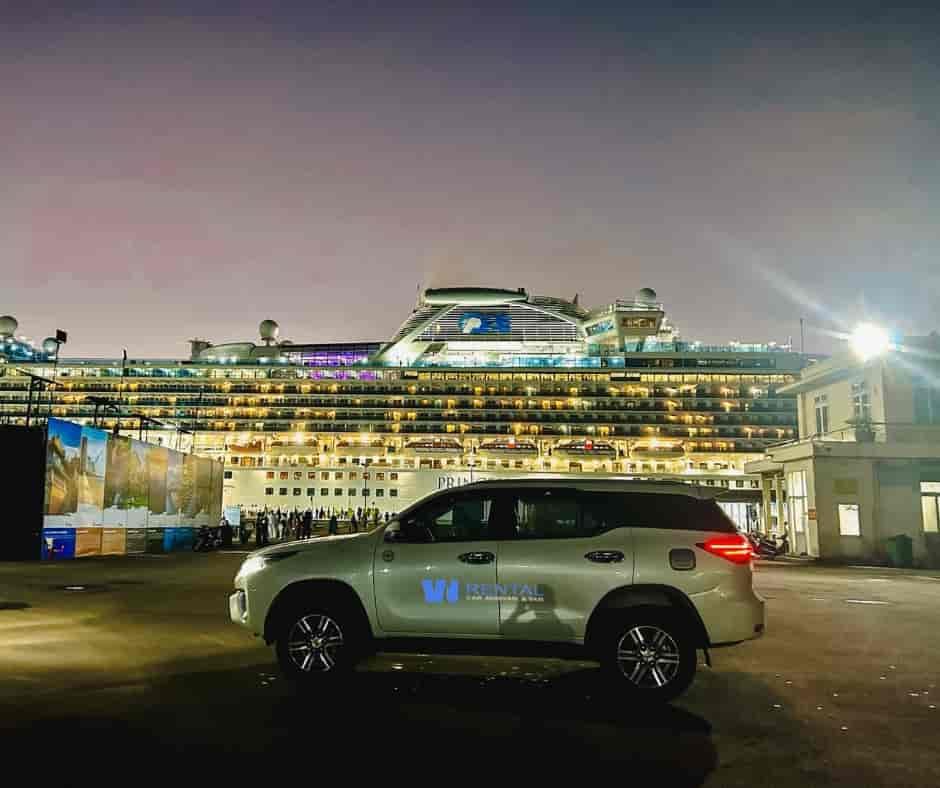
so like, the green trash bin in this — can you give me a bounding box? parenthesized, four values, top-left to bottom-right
(885, 534, 914, 568)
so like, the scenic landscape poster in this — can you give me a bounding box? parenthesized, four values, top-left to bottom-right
(165, 452, 183, 525)
(126, 439, 150, 527)
(209, 461, 223, 526)
(44, 418, 82, 527)
(179, 453, 199, 526)
(75, 425, 108, 526)
(194, 457, 213, 526)
(147, 445, 172, 526)
(102, 435, 130, 526)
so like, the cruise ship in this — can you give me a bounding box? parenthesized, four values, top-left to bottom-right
(0, 287, 809, 527)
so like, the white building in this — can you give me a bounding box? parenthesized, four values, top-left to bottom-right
(746, 332, 940, 566)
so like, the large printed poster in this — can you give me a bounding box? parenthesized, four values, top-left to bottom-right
(76, 426, 108, 526)
(41, 419, 224, 559)
(126, 439, 150, 527)
(44, 419, 81, 525)
(103, 435, 129, 526)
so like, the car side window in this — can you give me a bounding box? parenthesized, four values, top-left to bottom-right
(400, 493, 495, 542)
(510, 490, 583, 539)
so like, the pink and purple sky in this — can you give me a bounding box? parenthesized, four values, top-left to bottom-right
(3, 2, 939, 357)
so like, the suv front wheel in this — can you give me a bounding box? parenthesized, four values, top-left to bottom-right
(600, 608, 697, 702)
(275, 605, 361, 685)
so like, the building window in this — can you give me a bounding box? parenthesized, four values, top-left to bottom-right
(787, 470, 807, 533)
(307, 488, 315, 497)
(223, 470, 233, 479)
(838, 503, 861, 536)
(363, 489, 370, 497)
(334, 488, 342, 496)
(814, 394, 830, 436)
(390, 489, 398, 497)
(293, 488, 302, 496)
(735, 480, 745, 488)
(851, 381, 871, 423)
(914, 384, 940, 425)
(279, 488, 288, 496)
(321, 472, 329, 480)
(922, 482, 940, 533)
(363, 473, 370, 480)
(335, 472, 343, 480)
(348, 488, 356, 496)
(376, 488, 385, 497)
(377, 472, 386, 481)
(265, 487, 274, 496)
(349, 472, 358, 481)
(390, 472, 399, 481)
(279, 471, 289, 481)
(308, 472, 316, 479)
(294, 472, 302, 480)
(266, 471, 275, 480)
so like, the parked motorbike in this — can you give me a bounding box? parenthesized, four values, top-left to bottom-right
(193, 525, 221, 552)
(747, 531, 789, 559)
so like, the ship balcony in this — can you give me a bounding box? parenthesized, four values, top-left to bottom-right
(334, 442, 387, 457)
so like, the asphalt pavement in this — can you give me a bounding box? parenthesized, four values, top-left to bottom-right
(1, 552, 938, 786)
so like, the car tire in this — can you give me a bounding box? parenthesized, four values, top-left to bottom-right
(599, 607, 697, 702)
(275, 602, 364, 686)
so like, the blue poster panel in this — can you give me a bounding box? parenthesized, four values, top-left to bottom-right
(44, 418, 82, 528)
(76, 425, 108, 526)
(125, 439, 150, 528)
(41, 528, 76, 560)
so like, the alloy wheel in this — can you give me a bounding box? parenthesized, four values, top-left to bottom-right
(287, 613, 345, 673)
(616, 625, 681, 688)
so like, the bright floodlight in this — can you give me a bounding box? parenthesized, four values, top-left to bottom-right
(850, 323, 891, 361)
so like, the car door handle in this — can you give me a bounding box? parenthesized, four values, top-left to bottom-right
(458, 551, 495, 565)
(585, 550, 625, 564)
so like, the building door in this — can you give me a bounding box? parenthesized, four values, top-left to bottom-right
(374, 490, 500, 636)
(787, 470, 809, 555)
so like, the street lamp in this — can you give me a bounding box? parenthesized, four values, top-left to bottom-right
(850, 323, 891, 361)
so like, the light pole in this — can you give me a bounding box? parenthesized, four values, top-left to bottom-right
(41, 329, 67, 424)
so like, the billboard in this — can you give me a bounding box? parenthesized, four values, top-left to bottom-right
(41, 419, 223, 559)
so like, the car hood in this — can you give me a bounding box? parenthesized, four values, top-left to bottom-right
(247, 531, 375, 560)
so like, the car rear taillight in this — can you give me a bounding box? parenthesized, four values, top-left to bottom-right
(696, 534, 754, 564)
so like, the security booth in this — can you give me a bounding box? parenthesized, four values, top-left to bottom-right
(745, 333, 940, 566)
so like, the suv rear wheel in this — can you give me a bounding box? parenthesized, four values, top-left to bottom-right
(275, 605, 362, 685)
(600, 608, 697, 702)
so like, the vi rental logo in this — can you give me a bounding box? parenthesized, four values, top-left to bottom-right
(421, 579, 545, 605)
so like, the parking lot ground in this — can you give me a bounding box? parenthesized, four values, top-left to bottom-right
(1, 554, 938, 785)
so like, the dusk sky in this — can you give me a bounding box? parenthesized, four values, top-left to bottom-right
(3, 2, 939, 358)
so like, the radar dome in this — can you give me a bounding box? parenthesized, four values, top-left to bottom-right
(42, 337, 60, 355)
(635, 287, 658, 303)
(259, 319, 280, 344)
(0, 315, 18, 338)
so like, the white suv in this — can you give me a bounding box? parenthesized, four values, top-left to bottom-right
(230, 480, 764, 701)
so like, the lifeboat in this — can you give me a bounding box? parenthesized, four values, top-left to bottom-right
(553, 439, 617, 459)
(334, 440, 387, 457)
(401, 438, 463, 458)
(630, 440, 685, 460)
(477, 439, 539, 458)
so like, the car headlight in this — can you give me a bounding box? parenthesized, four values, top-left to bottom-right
(235, 551, 298, 581)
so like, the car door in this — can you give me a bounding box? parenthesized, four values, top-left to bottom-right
(373, 490, 500, 636)
(495, 489, 634, 643)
